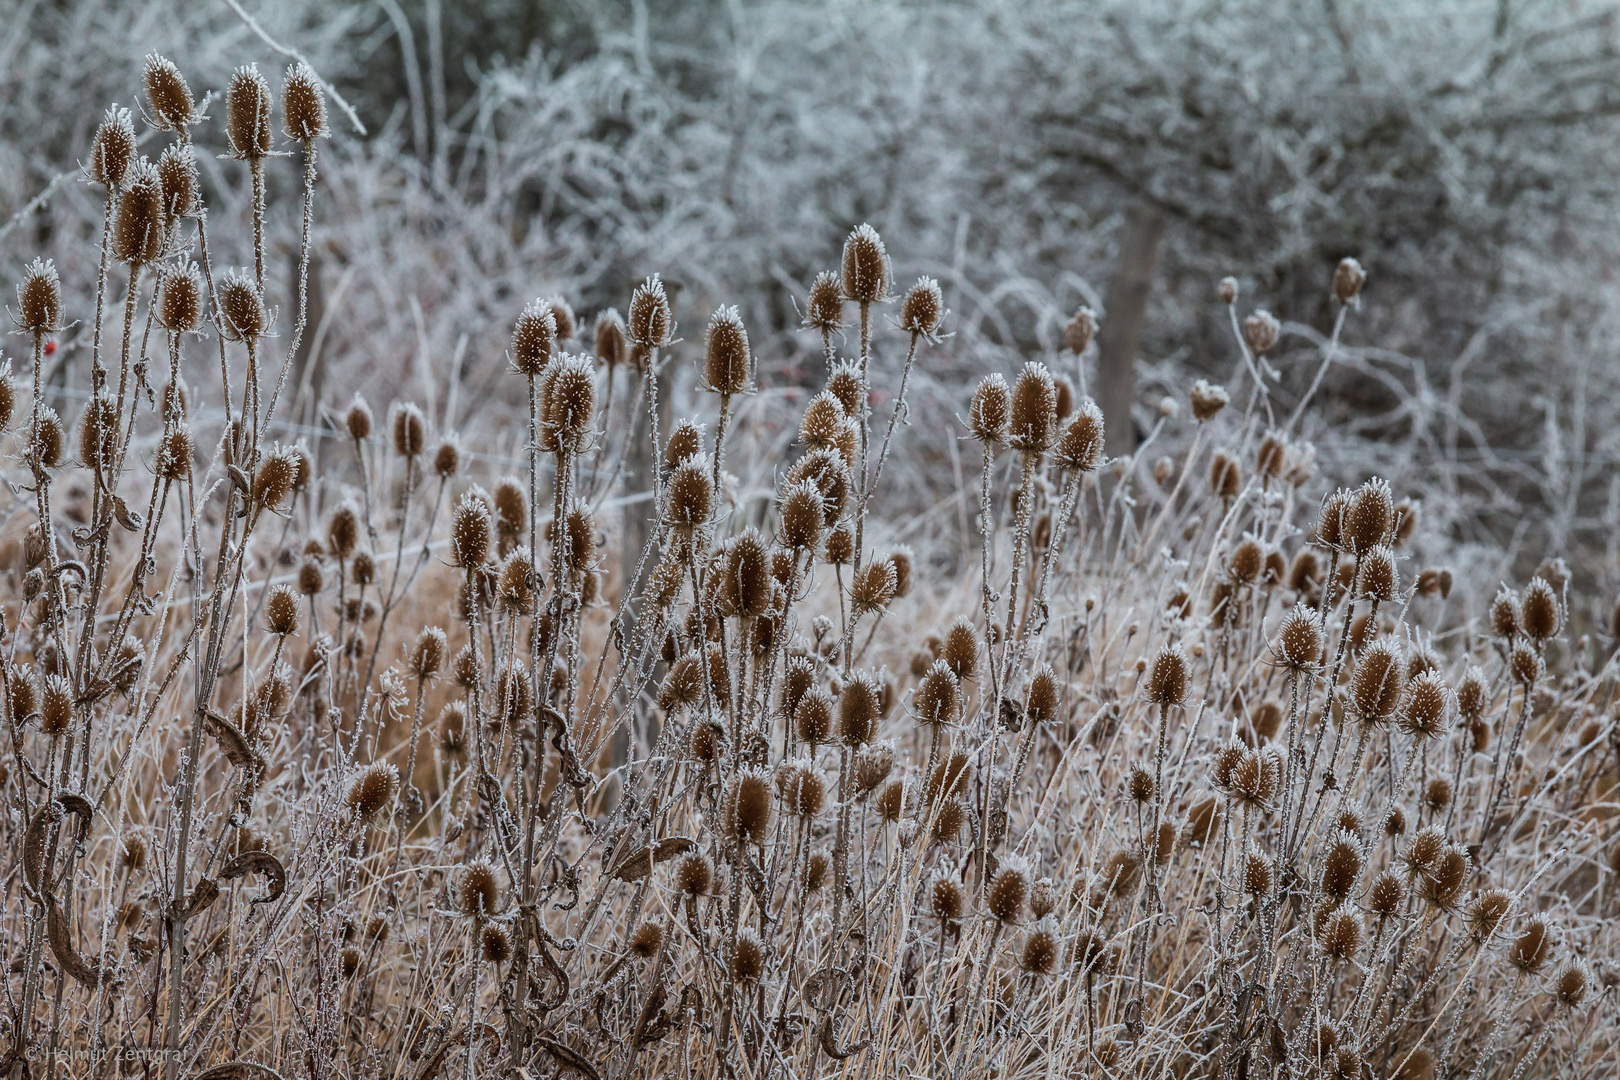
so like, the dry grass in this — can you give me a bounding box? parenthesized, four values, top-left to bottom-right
(0, 49, 1615, 1080)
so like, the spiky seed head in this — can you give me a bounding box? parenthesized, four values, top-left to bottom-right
(824, 522, 854, 566)
(969, 373, 1010, 443)
(834, 671, 879, 748)
(1401, 671, 1450, 739)
(1319, 910, 1362, 961)
(327, 503, 359, 559)
(703, 305, 751, 395)
(628, 275, 674, 348)
(1351, 640, 1404, 724)
(1509, 642, 1543, 686)
(1186, 379, 1229, 423)
(676, 853, 712, 896)
(543, 354, 597, 449)
(623, 921, 665, 960)
(451, 492, 492, 568)
(1520, 577, 1562, 642)
(665, 420, 704, 466)
(1343, 479, 1394, 555)
(779, 762, 826, 818)
(1064, 306, 1097, 354)
(156, 142, 198, 221)
(391, 403, 426, 458)
(820, 361, 861, 417)
(789, 685, 833, 746)
(799, 390, 847, 451)
(1126, 767, 1155, 804)
(143, 55, 199, 130)
(214, 270, 266, 340)
(1489, 589, 1522, 642)
(563, 502, 598, 574)
(151, 260, 204, 333)
(1146, 644, 1188, 705)
(252, 444, 300, 509)
(786, 448, 851, 524)
(803, 270, 844, 331)
(226, 65, 274, 158)
(1008, 362, 1058, 454)
(112, 159, 166, 265)
(1333, 257, 1366, 304)
(336, 396, 371, 443)
(1509, 918, 1552, 974)
(930, 871, 965, 923)
(9, 668, 38, 723)
(263, 583, 301, 637)
(1363, 872, 1405, 918)
(937, 617, 979, 680)
(78, 395, 118, 476)
(346, 762, 399, 824)
(778, 480, 825, 551)
(1464, 888, 1513, 943)
(731, 928, 767, 984)
(472, 923, 511, 965)
(1055, 399, 1106, 472)
(407, 626, 446, 681)
(723, 769, 774, 844)
(851, 559, 897, 614)
(1272, 607, 1323, 671)
(296, 556, 324, 597)
(987, 861, 1030, 924)
(87, 106, 137, 187)
(491, 478, 527, 542)
(152, 424, 192, 481)
(1228, 539, 1263, 584)
(664, 459, 714, 528)
(434, 700, 467, 756)
(900, 276, 943, 336)
(1242, 309, 1280, 355)
(1244, 850, 1275, 896)
(456, 861, 500, 917)
(1456, 667, 1486, 720)
(510, 301, 557, 375)
(914, 660, 960, 726)
(840, 223, 891, 303)
(1209, 452, 1242, 499)
(852, 741, 895, 795)
(655, 653, 703, 713)
(1020, 920, 1060, 976)
(1358, 546, 1397, 603)
(39, 675, 72, 736)
(17, 258, 62, 335)
(1416, 846, 1470, 910)
(1319, 831, 1364, 905)
(926, 751, 973, 806)
(280, 62, 329, 141)
(1232, 746, 1282, 807)
(876, 778, 905, 823)
(1025, 664, 1060, 724)
(1555, 962, 1590, 1009)
(428, 437, 461, 478)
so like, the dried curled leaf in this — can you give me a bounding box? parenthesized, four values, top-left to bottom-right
(193, 1064, 286, 1080)
(178, 878, 220, 919)
(46, 896, 105, 987)
(537, 1036, 600, 1080)
(220, 850, 285, 904)
(605, 836, 696, 882)
(818, 1015, 870, 1060)
(22, 795, 92, 896)
(204, 709, 265, 771)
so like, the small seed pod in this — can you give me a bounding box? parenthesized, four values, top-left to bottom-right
(852, 741, 895, 796)
(779, 761, 826, 818)
(409, 626, 446, 680)
(583, 309, 627, 371)
(456, 861, 500, 917)
(1319, 910, 1362, 962)
(914, 660, 960, 726)
(1243, 850, 1275, 896)
(542, 354, 598, 450)
(803, 270, 844, 332)
(31, 408, 63, 468)
(1509, 641, 1542, 686)
(281, 62, 329, 141)
(263, 583, 301, 637)
(156, 141, 198, 221)
(987, 861, 1030, 924)
(799, 390, 848, 451)
(628, 274, 674, 348)
(1146, 644, 1188, 705)
(1333, 257, 1366, 305)
(1359, 545, 1397, 602)
(665, 420, 706, 467)
(778, 479, 825, 551)
(252, 444, 300, 509)
(327, 503, 359, 559)
(1271, 607, 1323, 671)
(153, 260, 204, 333)
(1520, 577, 1562, 642)
(392, 403, 426, 458)
(840, 222, 891, 303)
(731, 929, 767, 984)
(900, 276, 943, 337)
(510, 301, 557, 376)
(1126, 767, 1155, 804)
(1008, 361, 1058, 455)
(1351, 639, 1404, 724)
(1401, 670, 1450, 740)
(1189, 379, 1229, 422)
(1343, 478, 1394, 555)
(703, 305, 751, 394)
(155, 425, 194, 481)
(1209, 452, 1241, 499)
(790, 686, 834, 747)
(17, 258, 62, 336)
(1456, 667, 1487, 721)
(1020, 919, 1060, 976)
(338, 395, 371, 443)
(1319, 831, 1364, 906)
(1228, 539, 1263, 585)
(39, 674, 72, 736)
(1491, 587, 1521, 640)
(1055, 399, 1106, 472)
(143, 55, 200, 130)
(226, 64, 274, 158)
(850, 559, 897, 614)
(823, 363, 863, 419)
(824, 522, 854, 566)
(346, 762, 399, 824)
(450, 492, 493, 568)
(664, 459, 714, 528)
(78, 394, 118, 476)
(296, 555, 324, 596)
(1064, 306, 1097, 354)
(838, 671, 882, 747)
(1416, 845, 1470, 910)
(675, 853, 712, 897)
(1025, 664, 1060, 724)
(87, 106, 137, 187)
(112, 159, 166, 265)
(970, 373, 1011, 443)
(1509, 918, 1551, 974)
(216, 271, 267, 341)
(1242, 309, 1281, 355)
(930, 871, 965, 924)
(722, 769, 775, 845)
(1555, 962, 1590, 1010)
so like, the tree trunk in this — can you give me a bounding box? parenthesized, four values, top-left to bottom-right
(1096, 205, 1163, 458)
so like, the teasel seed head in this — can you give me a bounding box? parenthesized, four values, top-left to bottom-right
(326, 503, 359, 560)
(346, 762, 399, 824)
(112, 159, 166, 265)
(1007, 361, 1058, 454)
(451, 492, 493, 568)
(840, 222, 891, 303)
(156, 142, 198, 222)
(252, 444, 300, 509)
(1025, 664, 1060, 724)
(664, 459, 714, 529)
(852, 741, 895, 796)
(17, 258, 62, 336)
(391, 403, 426, 458)
(824, 522, 854, 566)
(676, 853, 712, 896)
(1055, 398, 1106, 472)
(914, 660, 960, 726)
(151, 260, 204, 334)
(836, 671, 881, 748)
(987, 861, 1030, 924)
(280, 62, 329, 141)
(1351, 639, 1404, 724)
(1555, 961, 1590, 1009)
(226, 65, 274, 158)
(263, 583, 300, 637)
(1271, 607, 1323, 671)
(628, 274, 674, 348)
(1058, 303, 1096, 353)
(969, 373, 1011, 443)
(1357, 545, 1397, 603)
(798, 390, 848, 451)
(821, 363, 861, 419)
(779, 761, 826, 818)
(215, 270, 267, 341)
(1243, 850, 1276, 896)
(1333, 257, 1366, 304)
(296, 555, 324, 597)
(1343, 478, 1394, 554)
(1520, 576, 1562, 642)
(1228, 538, 1263, 584)
(1209, 452, 1242, 499)
(876, 778, 906, 824)
(1465, 888, 1513, 944)
(1319, 831, 1364, 906)
(542, 354, 598, 451)
(930, 870, 965, 925)
(900, 276, 943, 337)
(851, 558, 897, 614)
(431, 436, 461, 478)
(39, 674, 72, 736)
(1416, 845, 1470, 910)
(1456, 666, 1487, 721)
(1126, 767, 1155, 805)
(456, 861, 500, 917)
(723, 770, 774, 845)
(803, 270, 844, 332)
(407, 626, 446, 681)
(1509, 641, 1543, 686)
(1146, 644, 1188, 705)
(87, 106, 137, 188)
(1509, 917, 1552, 974)
(730, 928, 767, 985)
(142, 55, 200, 130)
(1242, 309, 1280, 355)
(778, 479, 826, 551)
(703, 305, 752, 395)
(1401, 671, 1451, 740)
(1318, 909, 1362, 962)
(1019, 919, 1059, 976)
(510, 301, 557, 376)
(77, 394, 117, 476)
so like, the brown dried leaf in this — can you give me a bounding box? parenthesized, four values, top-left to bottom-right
(194, 1064, 286, 1080)
(46, 896, 105, 987)
(204, 709, 265, 771)
(605, 836, 696, 882)
(179, 877, 220, 919)
(537, 1036, 600, 1080)
(219, 850, 285, 904)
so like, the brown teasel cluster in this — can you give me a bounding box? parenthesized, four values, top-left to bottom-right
(0, 49, 1613, 1080)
